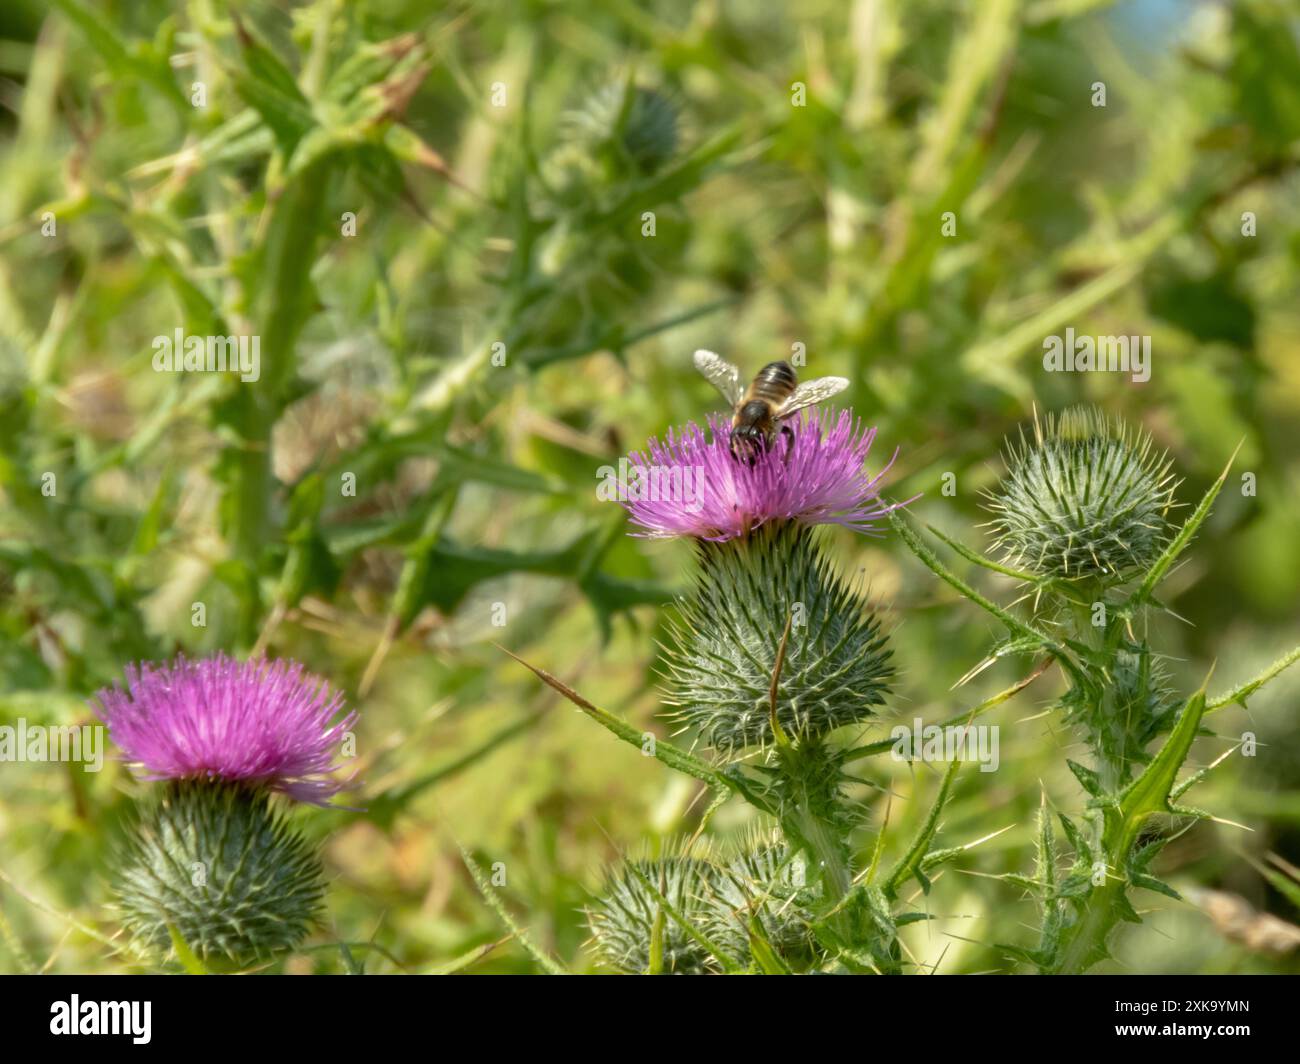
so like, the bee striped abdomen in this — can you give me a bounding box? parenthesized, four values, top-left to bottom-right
(749, 360, 798, 405)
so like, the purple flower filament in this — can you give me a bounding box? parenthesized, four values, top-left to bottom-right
(94, 654, 358, 806)
(622, 410, 908, 541)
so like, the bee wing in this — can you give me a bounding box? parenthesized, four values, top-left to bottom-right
(776, 376, 850, 418)
(693, 349, 744, 406)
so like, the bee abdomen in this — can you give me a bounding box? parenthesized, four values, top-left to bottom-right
(749, 360, 797, 404)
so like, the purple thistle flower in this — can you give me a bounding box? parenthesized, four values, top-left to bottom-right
(621, 410, 910, 542)
(93, 654, 358, 806)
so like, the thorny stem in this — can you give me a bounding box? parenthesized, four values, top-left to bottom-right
(795, 800, 853, 903)
(776, 741, 862, 956)
(1051, 802, 1149, 975)
(1052, 875, 1125, 975)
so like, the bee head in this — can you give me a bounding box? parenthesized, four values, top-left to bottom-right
(728, 423, 768, 464)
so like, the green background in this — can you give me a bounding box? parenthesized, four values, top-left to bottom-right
(0, 0, 1298, 973)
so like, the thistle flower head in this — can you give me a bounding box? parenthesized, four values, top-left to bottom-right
(986, 407, 1178, 581)
(113, 782, 325, 967)
(94, 654, 358, 806)
(623, 411, 902, 542)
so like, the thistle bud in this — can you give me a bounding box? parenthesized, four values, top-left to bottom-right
(587, 853, 728, 974)
(986, 407, 1178, 582)
(587, 840, 823, 974)
(1072, 642, 1178, 788)
(705, 840, 822, 969)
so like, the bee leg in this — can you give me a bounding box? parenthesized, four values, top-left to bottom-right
(779, 424, 796, 464)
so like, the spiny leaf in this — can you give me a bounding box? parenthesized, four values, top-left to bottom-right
(1130, 873, 1181, 901)
(1132, 442, 1242, 608)
(496, 645, 728, 790)
(424, 935, 512, 975)
(1067, 759, 1104, 798)
(884, 757, 962, 900)
(1206, 643, 1300, 715)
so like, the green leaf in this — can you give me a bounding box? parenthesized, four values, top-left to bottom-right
(423, 936, 511, 975)
(1117, 681, 1211, 844)
(497, 646, 732, 793)
(747, 920, 793, 975)
(50, 0, 186, 108)
(1132, 444, 1241, 608)
(1130, 873, 1181, 901)
(890, 512, 1089, 689)
(365, 712, 543, 829)
(227, 15, 317, 153)
(647, 902, 666, 975)
(1207, 643, 1300, 714)
(1066, 759, 1104, 799)
(884, 757, 962, 901)
(337, 941, 363, 975)
(1057, 814, 1093, 864)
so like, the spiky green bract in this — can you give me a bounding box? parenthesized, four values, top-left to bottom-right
(587, 853, 728, 974)
(662, 522, 893, 758)
(986, 408, 1177, 582)
(112, 782, 324, 968)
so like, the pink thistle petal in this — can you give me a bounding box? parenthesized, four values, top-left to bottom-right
(93, 654, 359, 806)
(621, 410, 914, 541)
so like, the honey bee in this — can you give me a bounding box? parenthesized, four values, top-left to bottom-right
(693, 350, 850, 461)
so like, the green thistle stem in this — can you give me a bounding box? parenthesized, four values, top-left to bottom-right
(1052, 875, 1126, 975)
(792, 798, 852, 902)
(1051, 800, 1149, 974)
(775, 741, 863, 953)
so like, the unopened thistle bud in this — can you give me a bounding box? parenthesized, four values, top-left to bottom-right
(587, 841, 822, 974)
(986, 407, 1178, 581)
(1072, 641, 1178, 788)
(705, 839, 822, 969)
(587, 853, 727, 974)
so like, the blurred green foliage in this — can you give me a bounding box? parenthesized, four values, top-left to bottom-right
(0, 0, 1298, 973)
